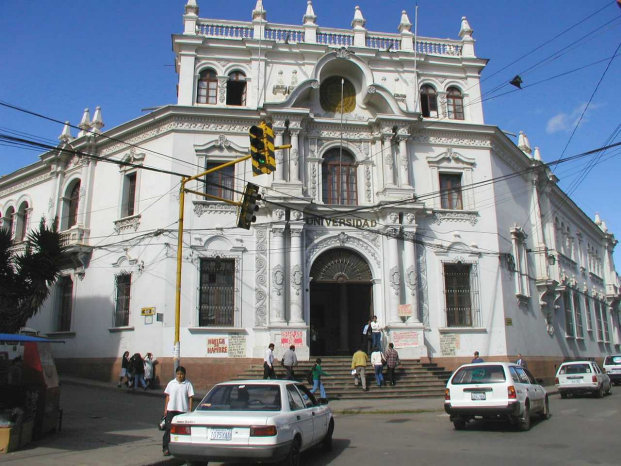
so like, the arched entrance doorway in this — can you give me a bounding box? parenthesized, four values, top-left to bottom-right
(309, 248, 373, 355)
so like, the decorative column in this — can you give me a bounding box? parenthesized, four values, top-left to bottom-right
(402, 222, 419, 322)
(274, 130, 285, 182)
(289, 226, 305, 323)
(382, 134, 395, 187)
(386, 222, 401, 323)
(270, 225, 286, 323)
(397, 131, 411, 188)
(289, 129, 301, 183)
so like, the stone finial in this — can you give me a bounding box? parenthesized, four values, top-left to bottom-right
(601, 221, 608, 233)
(185, 0, 199, 15)
(351, 5, 366, 29)
(398, 10, 412, 33)
(459, 16, 473, 39)
(58, 121, 73, 143)
(517, 131, 532, 155)
(303, 0, 317, 25)
(595, 212, 602, 226)
(77, 108, 91, 137)
(533, 146, 542, 161)
(252, 0, 266, 21)
(92, 106, 104, 133)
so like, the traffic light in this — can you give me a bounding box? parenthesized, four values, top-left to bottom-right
(237, 182, 262, 230)
(263, 122, 276, 173)
(249, 125, 267, 175)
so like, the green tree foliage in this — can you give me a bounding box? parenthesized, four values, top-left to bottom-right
(0, 218, 66, 333)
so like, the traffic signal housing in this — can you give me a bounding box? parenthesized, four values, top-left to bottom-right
(249, 125, 267, 175)
(237, 182, 261, 230)
(262, 122, 276, 173)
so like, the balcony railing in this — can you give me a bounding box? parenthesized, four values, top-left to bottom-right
(59, 226, 89, 248)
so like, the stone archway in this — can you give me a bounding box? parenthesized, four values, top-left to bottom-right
(309, 248, 373, 355)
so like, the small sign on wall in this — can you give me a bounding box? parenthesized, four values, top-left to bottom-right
(391, 330, 419, 348)
(141, 307, 156, 316)
(280, 330, 303, 346)
(207, 337, 228, 356)
(398, 304, 413, 317)
(505, 318, 513, 326)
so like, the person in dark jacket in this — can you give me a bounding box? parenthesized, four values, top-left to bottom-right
(118, 351, 131, 387)
(130, 353, 147, 390)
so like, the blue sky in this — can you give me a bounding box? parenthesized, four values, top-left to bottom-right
(1, 0, 620, 262)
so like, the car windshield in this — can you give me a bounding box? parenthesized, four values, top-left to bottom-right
(451, 365, 506, 384)
(197, 384, 282, 411)
(559, 364, 591, 374)
(604, 356, 621, 365)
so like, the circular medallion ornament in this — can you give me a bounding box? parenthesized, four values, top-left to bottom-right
(320, 76, 356, 113)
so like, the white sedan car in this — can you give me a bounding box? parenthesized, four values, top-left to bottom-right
(168, 380, 334, 465)
(555, 360, 612, 398)
(444, 362, 549, 431)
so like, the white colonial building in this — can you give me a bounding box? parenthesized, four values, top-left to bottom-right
(1, 0, 619, 384)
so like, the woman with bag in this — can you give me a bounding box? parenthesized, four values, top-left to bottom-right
(370, 346, 385, 387)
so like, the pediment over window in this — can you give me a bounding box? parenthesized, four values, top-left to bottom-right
(427, 148, 476, 167)
(194, 135, 248, 157)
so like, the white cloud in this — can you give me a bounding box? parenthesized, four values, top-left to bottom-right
(546, 102, 601, 134)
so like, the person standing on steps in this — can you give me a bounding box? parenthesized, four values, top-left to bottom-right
(351, 347, 369, 391)
(162, 366, 194, 457)
(282, 345, 298, 380)
(371, 346, 385, 387)
(370, 315, 383, 352)
(362, 318, 373, 354)
(310, 358, 329, 400)
(263, 343, 276, 379)
(384, 342, 400, 386)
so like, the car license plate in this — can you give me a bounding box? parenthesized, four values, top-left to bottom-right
(570, 378, 582, 384)
(471, 392, 486, 401)
(209, 428, 232, 441)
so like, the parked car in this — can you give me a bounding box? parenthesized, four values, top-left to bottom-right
(602, 355, 621, 385)
(168, 380, 334, 465)
(444, 362, 549, 431)
(555, 360, 612, 398)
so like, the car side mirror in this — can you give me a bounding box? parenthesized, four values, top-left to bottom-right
(319, 398, 329, 405)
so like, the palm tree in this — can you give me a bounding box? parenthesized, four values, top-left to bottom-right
(0, 218, 66, 333)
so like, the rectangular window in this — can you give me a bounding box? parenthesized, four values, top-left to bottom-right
(585, 296, 593, 332)
(573, 292, 583, 338)
(595, 300, 604, 341)
(114, 273, 131, 327)
(563, 290, 574, 337)
(439, 174, 463, 210)
(199, 258, 235, 326)
(602, 305, 610, 342)
(57, 276, 73, 332)
(121, 172, 137, 217)
(205, 162, 234, 201)
(444, 263, 472, 327)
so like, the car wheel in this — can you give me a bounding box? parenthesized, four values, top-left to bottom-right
(518, 403, 531, 431)
(540, 396, 551, 420)
(606, 384, 612, 395)
(283, 436, 301, 466)
(596, 384, 604, 398)
(453, 418, 466, 430)
(560, 392, 567, 399)
(322, 419, 334, 451)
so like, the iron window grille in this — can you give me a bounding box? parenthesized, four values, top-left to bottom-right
(199, 257, 235, 326)
(114, 273, 131, 327)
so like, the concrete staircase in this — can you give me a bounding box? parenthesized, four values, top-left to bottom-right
(235, 356, 451, 400)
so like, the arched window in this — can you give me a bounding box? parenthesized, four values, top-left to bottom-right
(322, 149, 357, 205)
(4, 207, 15, 239)
(15, 201, 30, 242)
(197, 68, 218, 104)
(62, 180, 81, 230)
(420, 84, 438, 118)
(446, 87, 464, 120)
(226, 71, 246, 106)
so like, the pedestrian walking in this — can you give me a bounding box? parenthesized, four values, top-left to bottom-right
(162, 366, 194, 457)
(351, 347, 369, 391)
(371, 347, 385, 387)
(516, 353, 527, 368)
(281, 345, 298, 380)
(362, 318, 373, 354)
(117, 351, 131, 387)
(130, 352, 147, 390)
(263, 343, 276, 379)
(371, 315, 383, 352)
(144, 352, 156, 389)
(471, 351, 484, 363)
(310, 358, 328, 400)
(384, 342, 400, 386)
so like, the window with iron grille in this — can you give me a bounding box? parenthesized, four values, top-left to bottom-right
(205, 162, 234, 201)
(584, 295, 593, 332)
(447, 87, 464, 120)
(322, 150, 357, 205)
(439, 173, 463, 210)
(595, 299, 604, 341)
(67, 181, 80, 229)
(573, 292, 583, 338)
(420, 84, 438, 118)
(602, 304, 610, 342)
(57, 276, 73, 332)
(199, 258, 235, 326)
(563, 290, 574, 337)
(121, 172, 137, 217)
(444, 263, 473, 327)
(114, 273, 131, 327)
(197, 69, 218, 104)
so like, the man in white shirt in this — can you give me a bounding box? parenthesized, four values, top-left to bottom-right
(162, 366, 194, 456)
(371, 315, 382, 352)
(263, 343, 276, 379)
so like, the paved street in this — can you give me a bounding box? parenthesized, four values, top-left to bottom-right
(0, 381, 618, 465)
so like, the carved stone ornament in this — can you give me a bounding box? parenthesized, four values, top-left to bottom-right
(367, 85, 377, 94)
(365, 166, 372, 202)
(307, 233, 380, 271)
(388, 212, 399, 224)
(291, 265, 303, 296)
(291, 210, 303, 221)
(193, 202, 237, 217)
(218, 77, 228, 103)
(255, 228, 268, 327)
(113, 215, 141, 233)
(336, 47, 353, 59)
(390, 266, 401, 295)
(432, 211, 478, 226)
(404, 213, 416, 225)
(406, 265, 417, 293)
(273, 209, 286, 220)
(272, 264, 285, 296)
